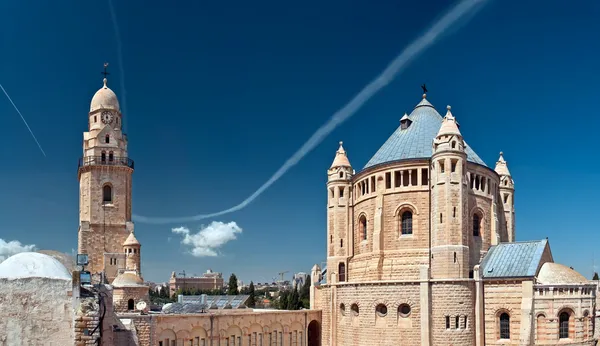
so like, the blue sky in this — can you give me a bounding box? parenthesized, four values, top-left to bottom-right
(0, 0, 599, 284)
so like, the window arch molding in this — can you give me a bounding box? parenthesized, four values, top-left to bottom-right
(554, 305, 575, 318)
(557, 307, 574, 339)
(357, 212, 368, 241)
(395, 203, 418, 236)
(469, 207, 486, 238)
(394, 202, 419, 217)
(495, 309, 511, 340)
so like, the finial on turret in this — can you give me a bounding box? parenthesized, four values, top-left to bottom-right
(339, 141, 343, 147)
(499, 151, 504, 156)
(447, 105, 451, 111)
(101, 62, 110, 88)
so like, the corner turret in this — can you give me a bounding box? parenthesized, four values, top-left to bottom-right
(495, 152, 515, 242)
(430, 105, 470, 279)
(123, 231, 141, 277)
(326, 141, 353, 283)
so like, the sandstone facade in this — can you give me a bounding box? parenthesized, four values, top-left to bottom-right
(311, 94, 597, 346)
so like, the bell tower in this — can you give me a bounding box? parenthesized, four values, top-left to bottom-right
(78, 67, 135, 283)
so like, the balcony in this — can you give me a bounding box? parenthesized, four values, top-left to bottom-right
(78, 156, 135, 170)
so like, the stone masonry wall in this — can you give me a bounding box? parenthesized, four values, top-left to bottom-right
(532, 285, 596, 344)
(0, 278, 73, 346)
(315, 285, 332, 346)
(350, 167, 430, 282)
(335, 283, 422, 346)
(431, 281, 475, 346)
(150, 309, 320, 346)
(483, 280, 523, 345)
(113, 286, 150, 313)
(78, 167, 132, 277)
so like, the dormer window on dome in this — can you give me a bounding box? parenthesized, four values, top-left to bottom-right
(400, 113, 412, 130)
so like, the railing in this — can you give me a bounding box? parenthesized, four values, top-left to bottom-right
(78, 156, 134, 170)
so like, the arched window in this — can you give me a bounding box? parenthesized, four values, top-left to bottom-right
(103, 185, 112, 203)
(559, 311, 570, 339)
(127, 299, 134, 310)
(499, 313, 510, 339)
(359, 215, 367, 240)
(338, 262, 346, 282)
(101, 151, 106, 163)
(401, 211, 413, 235)
(105, 134, 110, 144)
(473, 214, 481, 237)
(108, 151, 114, 162)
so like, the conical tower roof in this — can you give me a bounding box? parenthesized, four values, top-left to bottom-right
(123, 232, 140, 246)
(494, 152, 511, 177)
(330, 141, 352, 168)
(436, 106, 461, 137)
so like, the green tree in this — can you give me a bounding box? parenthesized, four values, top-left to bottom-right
(247, 281, 256, 308)
(299, 276, 311, 308)
(593, 272, 599, 280)
(278, 290, 289, 310)
(289, 287, 300, 310)
(228, 273, 239, 295)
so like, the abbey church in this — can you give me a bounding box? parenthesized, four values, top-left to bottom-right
(310, 93, 598, 345)
(0, 72, 597, 346)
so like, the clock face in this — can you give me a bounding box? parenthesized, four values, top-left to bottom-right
(101, 111, 114, 124)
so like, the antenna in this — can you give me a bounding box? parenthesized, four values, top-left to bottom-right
(136, 301, 147, 314)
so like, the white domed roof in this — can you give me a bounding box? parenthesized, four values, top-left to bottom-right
(0, 252, 71, 280)
(537, 262, 587, 285)
(90, 78, 120, 113)
(112, 271, 145, 287)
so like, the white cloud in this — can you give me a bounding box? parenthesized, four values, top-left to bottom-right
(0, 239, 36, 262)
(172, 221, 242, 257)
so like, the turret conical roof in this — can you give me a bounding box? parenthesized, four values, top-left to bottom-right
(330, 141, 352, 168)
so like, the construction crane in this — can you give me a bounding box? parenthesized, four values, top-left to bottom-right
(277, 271, 289, 284)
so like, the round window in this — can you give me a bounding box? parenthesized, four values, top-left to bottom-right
(376, 304, 388, 317)
(398, 304, 411, 317)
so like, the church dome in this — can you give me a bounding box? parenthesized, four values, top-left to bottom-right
(90, 78, 120, 113)
(112, 271, 145, 287)
(0, 252, 71, 280)
(537, 262, 588, 285)
(363, 94, 486, 170)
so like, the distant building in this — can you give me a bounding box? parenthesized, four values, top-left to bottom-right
(292, 272, 309, 289)
(169, 269, 224, 296)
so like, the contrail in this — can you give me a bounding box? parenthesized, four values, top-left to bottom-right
(107, 0, 128, 130)
(133, 0, 488, 224)
(0, 83, 46, 157)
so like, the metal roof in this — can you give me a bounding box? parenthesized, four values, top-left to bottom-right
(363, 96, 487, 170)
(164, 295, 250, 313)
(479, 240, 549, 279)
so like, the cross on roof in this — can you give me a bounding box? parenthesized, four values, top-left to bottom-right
(101, 62, 110, 78)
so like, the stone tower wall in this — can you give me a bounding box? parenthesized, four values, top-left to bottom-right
(349, 162, 431, 282)
(326, 166, 352, 284)
(79, 223, 130, 278)
(430, 281, 475, 346)
(335, 283, 422, 346)
(125, 247, 141, 273)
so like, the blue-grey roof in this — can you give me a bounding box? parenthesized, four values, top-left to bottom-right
(171, 294, 250, 312)
(363, 97, 487, 170)
(479, 240, 549, 279)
